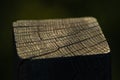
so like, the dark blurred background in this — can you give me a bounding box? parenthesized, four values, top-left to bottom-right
(0, 0, 120, 80)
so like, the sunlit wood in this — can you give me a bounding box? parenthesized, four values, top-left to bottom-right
(13, 17, 110, 59)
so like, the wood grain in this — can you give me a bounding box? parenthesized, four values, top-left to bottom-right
(13, 17, 110, 59)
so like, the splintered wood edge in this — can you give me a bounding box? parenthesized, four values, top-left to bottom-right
(13, 17, 110, 59)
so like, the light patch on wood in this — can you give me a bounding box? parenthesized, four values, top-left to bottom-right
(13, 17, 110, 59)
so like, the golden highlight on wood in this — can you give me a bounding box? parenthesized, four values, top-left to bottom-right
(13, 17, 110, 59)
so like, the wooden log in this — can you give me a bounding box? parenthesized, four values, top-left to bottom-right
(13, 17, 111, 80)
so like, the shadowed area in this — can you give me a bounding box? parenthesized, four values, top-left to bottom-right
(18, 54, 111, 80)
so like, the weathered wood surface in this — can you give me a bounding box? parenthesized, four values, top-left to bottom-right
(13, 17, 110, 59)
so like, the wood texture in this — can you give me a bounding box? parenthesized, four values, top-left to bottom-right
(13, 17, 110, 59)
